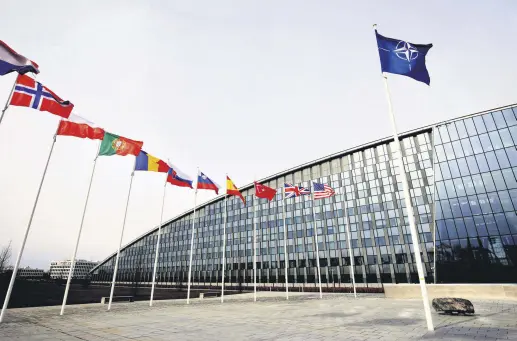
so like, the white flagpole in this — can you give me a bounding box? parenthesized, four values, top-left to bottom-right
(221, 195, 228, 303)
(60, 141, 101, 316)
(253, 190, 257, 302)
(221, 194, 227, 303)
(0, 75, 18, 128)
(186, 168, 199, 304)
(107, 158, 137, 311)
(430, 126, 438, 284)
(382, 74, 434, 331)
(0, 123, 59, 323)
(310, 180, 323, 299)
(149, 175, 168, 307)
(282, 186, 288, 300)
(342, 198, 357, 298)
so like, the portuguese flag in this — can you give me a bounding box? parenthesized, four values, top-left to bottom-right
(99, 132, 143, 156)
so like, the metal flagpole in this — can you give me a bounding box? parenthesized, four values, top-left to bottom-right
(221, 194, 227, 303)
(149, 176, 168, 307)
(342, 195, 357, 298)
(60, 141, 101, 316)
(0, 75, 18, 128)
(382, 74, 434, 331)
(310, 180, 323, 299)
(0, 124, 59, 323)
(107, 159, 137, 311)
(282, 186, 288, 300)
(186, 168, 199, 304)
(430, 126, 438, 284)
(253, 192, 257, 302)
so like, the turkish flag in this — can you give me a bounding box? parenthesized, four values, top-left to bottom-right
(254, 182, 277, 201)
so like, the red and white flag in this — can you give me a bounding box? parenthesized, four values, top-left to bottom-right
(57, 113, 105, 140)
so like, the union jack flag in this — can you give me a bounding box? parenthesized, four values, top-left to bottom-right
(313, 182, 335, 200)
(9, 74, 73, 118)
(284, 183, 310, 199)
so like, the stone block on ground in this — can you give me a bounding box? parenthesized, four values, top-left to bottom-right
(432, 297, 475, 315)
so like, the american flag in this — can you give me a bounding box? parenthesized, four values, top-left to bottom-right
(312, 182, 335, 199)
(284, 183, 310, 199)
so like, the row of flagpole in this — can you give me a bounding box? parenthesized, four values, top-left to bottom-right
(0, 91, 424, 324)
(0, 112, 416, 320)
(179, 179, 360, 305)
(0, 25, 435, 331)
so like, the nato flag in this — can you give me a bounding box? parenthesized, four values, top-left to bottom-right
(375, 30, 432, 85)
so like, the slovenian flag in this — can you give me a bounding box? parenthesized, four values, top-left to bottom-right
(0, 40, 39, 76)
(197, 171, 220, 194)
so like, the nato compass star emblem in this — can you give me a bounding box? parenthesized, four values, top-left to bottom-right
(394, 40, 419, 70)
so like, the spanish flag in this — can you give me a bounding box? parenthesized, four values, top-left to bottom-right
(227, 176, 245, 204)
(135, 150, 169, 173)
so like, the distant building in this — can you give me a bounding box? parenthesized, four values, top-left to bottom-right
(16, 267, 44, 279)
(50, 260, 98, 280)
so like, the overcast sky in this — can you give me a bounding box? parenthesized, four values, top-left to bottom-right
(1, 1, 516, 270)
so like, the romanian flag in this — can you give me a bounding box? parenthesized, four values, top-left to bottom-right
(135, 150, 169, 173)
(226, 176, 245, 204)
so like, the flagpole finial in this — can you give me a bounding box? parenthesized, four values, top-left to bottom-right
(372, 24, 377, 30)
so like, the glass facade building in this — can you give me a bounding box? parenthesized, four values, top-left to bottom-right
(91, 105, 517, 286)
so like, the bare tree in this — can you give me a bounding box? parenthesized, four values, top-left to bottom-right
(0, 240, 12, 273)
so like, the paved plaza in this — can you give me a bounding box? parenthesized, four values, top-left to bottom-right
(0, 292, 516, 340)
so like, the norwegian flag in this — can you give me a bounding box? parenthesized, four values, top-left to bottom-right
(284, 183, 310, 199)
(312, 182, 335, 200)
(10, 74, 73, 119)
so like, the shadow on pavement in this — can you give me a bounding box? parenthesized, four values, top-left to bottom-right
(422, 326, 516, 340)
(344, 318, 419, 326)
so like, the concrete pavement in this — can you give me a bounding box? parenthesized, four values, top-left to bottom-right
(0, 292, 515, 340)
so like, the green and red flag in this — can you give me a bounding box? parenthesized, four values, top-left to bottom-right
(98, 132, 143, 156)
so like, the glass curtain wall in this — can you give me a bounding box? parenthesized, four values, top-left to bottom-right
(92, 105, 517, 285)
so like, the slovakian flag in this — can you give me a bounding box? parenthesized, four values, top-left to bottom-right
(0, 40, 39, 75)
(135, 150, 169, 173)
(10, 74, 73, 118)
(167, 163, 193, 188)
(254, 182, 276, 201)
(197, 172, 220, 194)
(57, 113, 105, 140)
(98, 132, 143, 157)
(227, 176, 245, 204)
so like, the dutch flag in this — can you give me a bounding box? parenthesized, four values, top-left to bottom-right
(0, 40, 39, 76)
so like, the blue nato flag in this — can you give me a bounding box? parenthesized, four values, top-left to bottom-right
(375, 30, 433, 85)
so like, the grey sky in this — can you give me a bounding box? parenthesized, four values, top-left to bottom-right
(1, 1, 516, 270)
